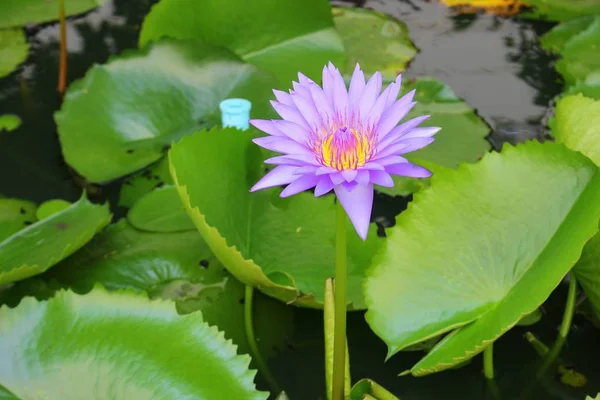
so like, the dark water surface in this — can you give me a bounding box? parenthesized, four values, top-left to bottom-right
(0, 0, 598, 399)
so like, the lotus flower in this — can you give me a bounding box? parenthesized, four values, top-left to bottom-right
(250, 63, 439, 240)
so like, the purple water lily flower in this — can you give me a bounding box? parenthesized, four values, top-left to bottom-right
(249, 63, 439, 240)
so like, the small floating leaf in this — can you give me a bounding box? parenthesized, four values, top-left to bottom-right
(0, 29, 29, 78)
(0, 195, 111, 285)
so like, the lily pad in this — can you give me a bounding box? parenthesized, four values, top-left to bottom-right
(0, 287, 268, 399)
(553, 17, 600, 86)
(0, 29, 29, 78)
(0, 0, 104, 28)
(554, 94, 600, 166)
(364, 141, 600, 375)
(42, 220, 293, 358)
(0, 195, 111, 285)
(332, 7, 416, 78)
(521, 0, 600, 22)
(128, 185, 195, 232)
(540, 16, 597, 54)
(0, 114, 21, 133)
(139, 0, 345, 86)
(0, 198, 36, 242)
(554, 94, 600, 321)
(169, 127, 382, 309)
(376, 78, 491, 196)
(119, 157, 172, 208)
(55, 39, 277, 183)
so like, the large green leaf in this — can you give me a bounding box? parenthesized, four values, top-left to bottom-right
(364, 141, 600, 375)
(554, 94, 600, 322)
(0, 195, 111, 285)
(0, 0, 104, 28)
(169, 128, 382, 309)
(0, 29, 29, 78)
(332, 7, 416, 79)
(0, 198, 36, 242)
(554, 94, 600, 166)
(55, 39, 277, 183)
(139, 0, 345, 86)
(0, 287, 268, 399)
(553, 17, 600, 86)
(540, 16, 597, 54)
(127, 185, 195, 232)
(376, 78, 491, 196)
(40, 220, 293, 358)
(521, 0, 600, 22)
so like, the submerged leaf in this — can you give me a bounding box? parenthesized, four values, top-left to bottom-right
(55, 39, 276, 183)
(0, 195, 111, 285)
(333, 7, 416, 78)
(364, 141, 600, 375)
(169, 128, 382, 308)
(139, 0, 345, 86)
(119, 157, 172, 208)
(0, 287, 268, 399)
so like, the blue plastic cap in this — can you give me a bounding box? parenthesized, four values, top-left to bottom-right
(219, 98, 252, 131)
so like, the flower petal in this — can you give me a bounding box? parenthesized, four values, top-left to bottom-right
(377, 115, 431, 148)
(291, 93, 322, 131)
(251, 165, 300, 192)
(265, 154, 320, 166)
(369, 170, 394, 187)
(280, 174, 319, 197)
(250, 119, 285, 136)
(385, 75, 402, 107)
(335, 183, 374, 240)
(376, 91, 416, 137)
(348, 64, 365, 110)
(330, 66, 349, 120)
(355, 169, 370, 184)
(271, 101, 309, 129)
(309, 83, 335, 125)
(273, 89, 294, 106)
(314, 175, 335, 196)
(252, 136, 313, 156)
(401, 126, 441, 140)
(385, 162, 432, 178)
(373, 138, 434, 160)
(359, 71, 382, 124)
(272, 120, 310, 143)
(341, 169, 358, 182)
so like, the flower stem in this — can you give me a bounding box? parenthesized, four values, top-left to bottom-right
(244, 285, 280, 395)
(559, 275, 577, 340)
(483, 344, 494, 380)
(332, 200, 347, 400)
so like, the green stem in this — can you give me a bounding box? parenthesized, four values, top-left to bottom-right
(332, 200, 347, 400)
(483, 344, 494, 380)
(244, 285, 281, 395)
(559, 275, 577, 340)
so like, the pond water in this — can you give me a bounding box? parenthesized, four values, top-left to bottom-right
(0, 0, 598, 399)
